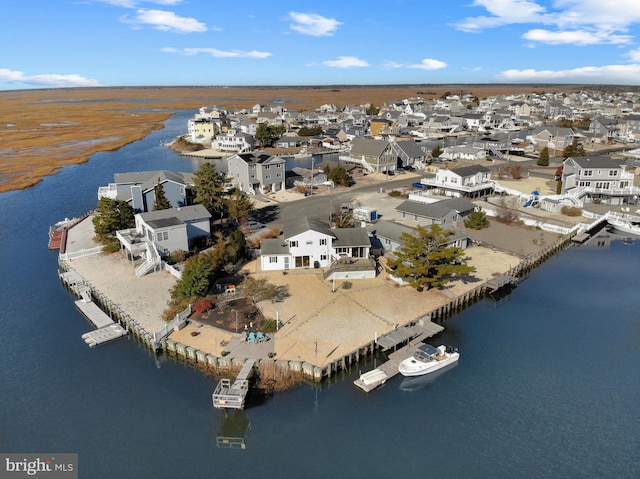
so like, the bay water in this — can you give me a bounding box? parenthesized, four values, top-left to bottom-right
(1, 111, 639, 478)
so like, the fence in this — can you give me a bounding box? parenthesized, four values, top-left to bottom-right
(153, 304, 191, 344)
(59, 246, 102, 261)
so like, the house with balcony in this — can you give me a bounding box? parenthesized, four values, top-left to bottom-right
(212, 128, 255, 153)
(528, 126, 575, 151)
(259, 217, 373, 278)
(393, 140, 432, 169)
(226, 152, 286, 195)
(115, 204, 211, 277)
(561, 156, 638, 206)
(419, 164, 493, 199)
(342, 137, 396, 174)
(97, 170, 195, 213)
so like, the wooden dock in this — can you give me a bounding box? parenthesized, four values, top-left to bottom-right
(212, 359, 256, 409)
(354, 321, 444, 392)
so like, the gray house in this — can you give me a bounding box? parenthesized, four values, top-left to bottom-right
(396, 198, 476, 226)
(135, 205, 212, 254)
(393, 140, 432, 169)
(344, 137, 396, 174)
(226, 152, 286, 195)
(561, 156, 638, 206)
(369, 220, 471, 255)
(97, 170, 195, 213)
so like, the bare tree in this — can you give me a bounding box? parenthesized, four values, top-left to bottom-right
(496, 196, 519, 224)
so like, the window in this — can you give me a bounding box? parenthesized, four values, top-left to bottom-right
(265, 174, 271, 179)
(289, 240, 298, 247)
(320, 238, 326, 246)
(156, 231, 168, 241)
(414, 215, 418, 222)
(583, 170, 593, 176)
(320, 255, 327, 261)
(609, 170, 618, 176)
(269, 257, 278, 264)
(276, 173, 282, 178)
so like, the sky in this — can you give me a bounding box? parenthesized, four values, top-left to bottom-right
(3, 0, 640, 90)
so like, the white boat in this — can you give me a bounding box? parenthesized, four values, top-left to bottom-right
(398, 344, 459, 377)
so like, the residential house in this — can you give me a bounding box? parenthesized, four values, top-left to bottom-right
(291, 167, 328, 188)
(212, 128, 255, 152)
(393, 140, 432, 169)
(440, 145, 487, 162)
(395, 198, 476, 227)
(419, 164, 493, 199)
(617, 115, 640, 141)
(343, 137, 396, 174)
(528, 126, 575, 151)
(97, 170, 195, 213)
(226, 152, 286, 194)
(369, 220, 471, 255)
(589, 116, 619, 143)
(259, 217, 372, 274)
(561, 156, 639, 206)
(187, 118, 219, 143)
(274, 136, 302, 149)
(370, 117, 394, 136)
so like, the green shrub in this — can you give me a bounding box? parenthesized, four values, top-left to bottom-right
(262, 319, 278, 333)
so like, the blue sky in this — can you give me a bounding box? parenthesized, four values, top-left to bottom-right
(3, 0, 640, 90)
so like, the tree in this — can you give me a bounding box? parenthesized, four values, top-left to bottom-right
(496, 196, 519, 223)
(173, 254, 215, 298)
(537, 147, 550, 167)
(193, 162, 225, 218)
(298, 126, 323, 136)
(225, 187, 255, 224)
(226, 229, 247, 263)
(324, 164, 352, 187)
(365, 104, 380, 116)
(562, 138, 586, 158)
(464, 207, 490, 230)
(255, 123, 275, 148)
(510, 164, 523, 179)
(153, 181, 172, 210)
(93, 197, 135, 237)
(385, 224, 475, 291)
(431, 145, 443, 158)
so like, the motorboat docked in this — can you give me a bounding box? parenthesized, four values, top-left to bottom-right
(398, 344, 459, 377)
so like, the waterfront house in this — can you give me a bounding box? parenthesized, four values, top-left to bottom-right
(419, 164, 493, 199)
(227, 152, 286, 195)
(440, 145, 487, 162)
(97, 170, 195, 213)
(561, 156, 638, 206)
(260, 217, 372, 274)
(392, 140, 432, 169)
(589, 116, 619, 143)
(369, 220, 471, 255)
(343, 137, 396, 174)
(212, 128, 255, 153)
(396, 198, 476, 227)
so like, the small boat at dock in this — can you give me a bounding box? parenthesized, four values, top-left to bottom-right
(398, 344, 459, 377)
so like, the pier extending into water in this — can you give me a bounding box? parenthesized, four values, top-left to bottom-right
(212, 359, 256, 409)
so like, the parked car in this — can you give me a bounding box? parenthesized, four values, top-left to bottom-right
(245, 221, 265, 231)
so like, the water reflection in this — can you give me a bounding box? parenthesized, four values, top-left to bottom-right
(398, 362, 458, 392)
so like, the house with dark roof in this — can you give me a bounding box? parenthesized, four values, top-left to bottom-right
(260, 217, 372, 276)
(97, 170, 195, 213)
(396, 198, 476, 227)
(528, 126, 575, 151)
(227, 152, 286, 195)
(561, 156, 639, 206)
(393, 140, 432, 169)
(419, 164, 493, 199)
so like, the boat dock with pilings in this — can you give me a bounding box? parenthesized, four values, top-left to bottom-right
(212, 359, 256, 409)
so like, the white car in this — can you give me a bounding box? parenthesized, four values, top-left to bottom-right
(245, 221, 265, 231)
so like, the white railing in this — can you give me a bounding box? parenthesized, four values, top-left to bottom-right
(153, 304, 191, 344)
(59, 246, 102, 261)
(163, 262, 182, 279)
(135, 240, 162, 277)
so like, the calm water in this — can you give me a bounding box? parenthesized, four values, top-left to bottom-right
(1, 112, 639, 478)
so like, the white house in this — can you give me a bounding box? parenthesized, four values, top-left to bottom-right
(419, 164, 494, 198)
(260, 217, 372, 274)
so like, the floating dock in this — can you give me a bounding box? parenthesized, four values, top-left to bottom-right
(354, 321, 444, 392)
(75, 290, 127, 347)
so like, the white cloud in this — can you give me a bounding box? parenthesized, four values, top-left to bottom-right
(122, 9, 206, 33)
(322, 56, 369, 68)
(408, 59, 447, 70)
(496, 64, 640, 84)
(382, 61, 405, 69)
(626, 48, 640, 62)
(523, 28, 631, 45)
(0, 68, 101, 87)
(454, 0, 640, 46)
(162, 47, 271, 58)
(288, 12, 342, 36)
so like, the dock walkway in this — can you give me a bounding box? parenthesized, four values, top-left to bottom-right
(354, 321, 444, 392)
(74, 289, 127, 347)
(212, 359, 256, 409)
